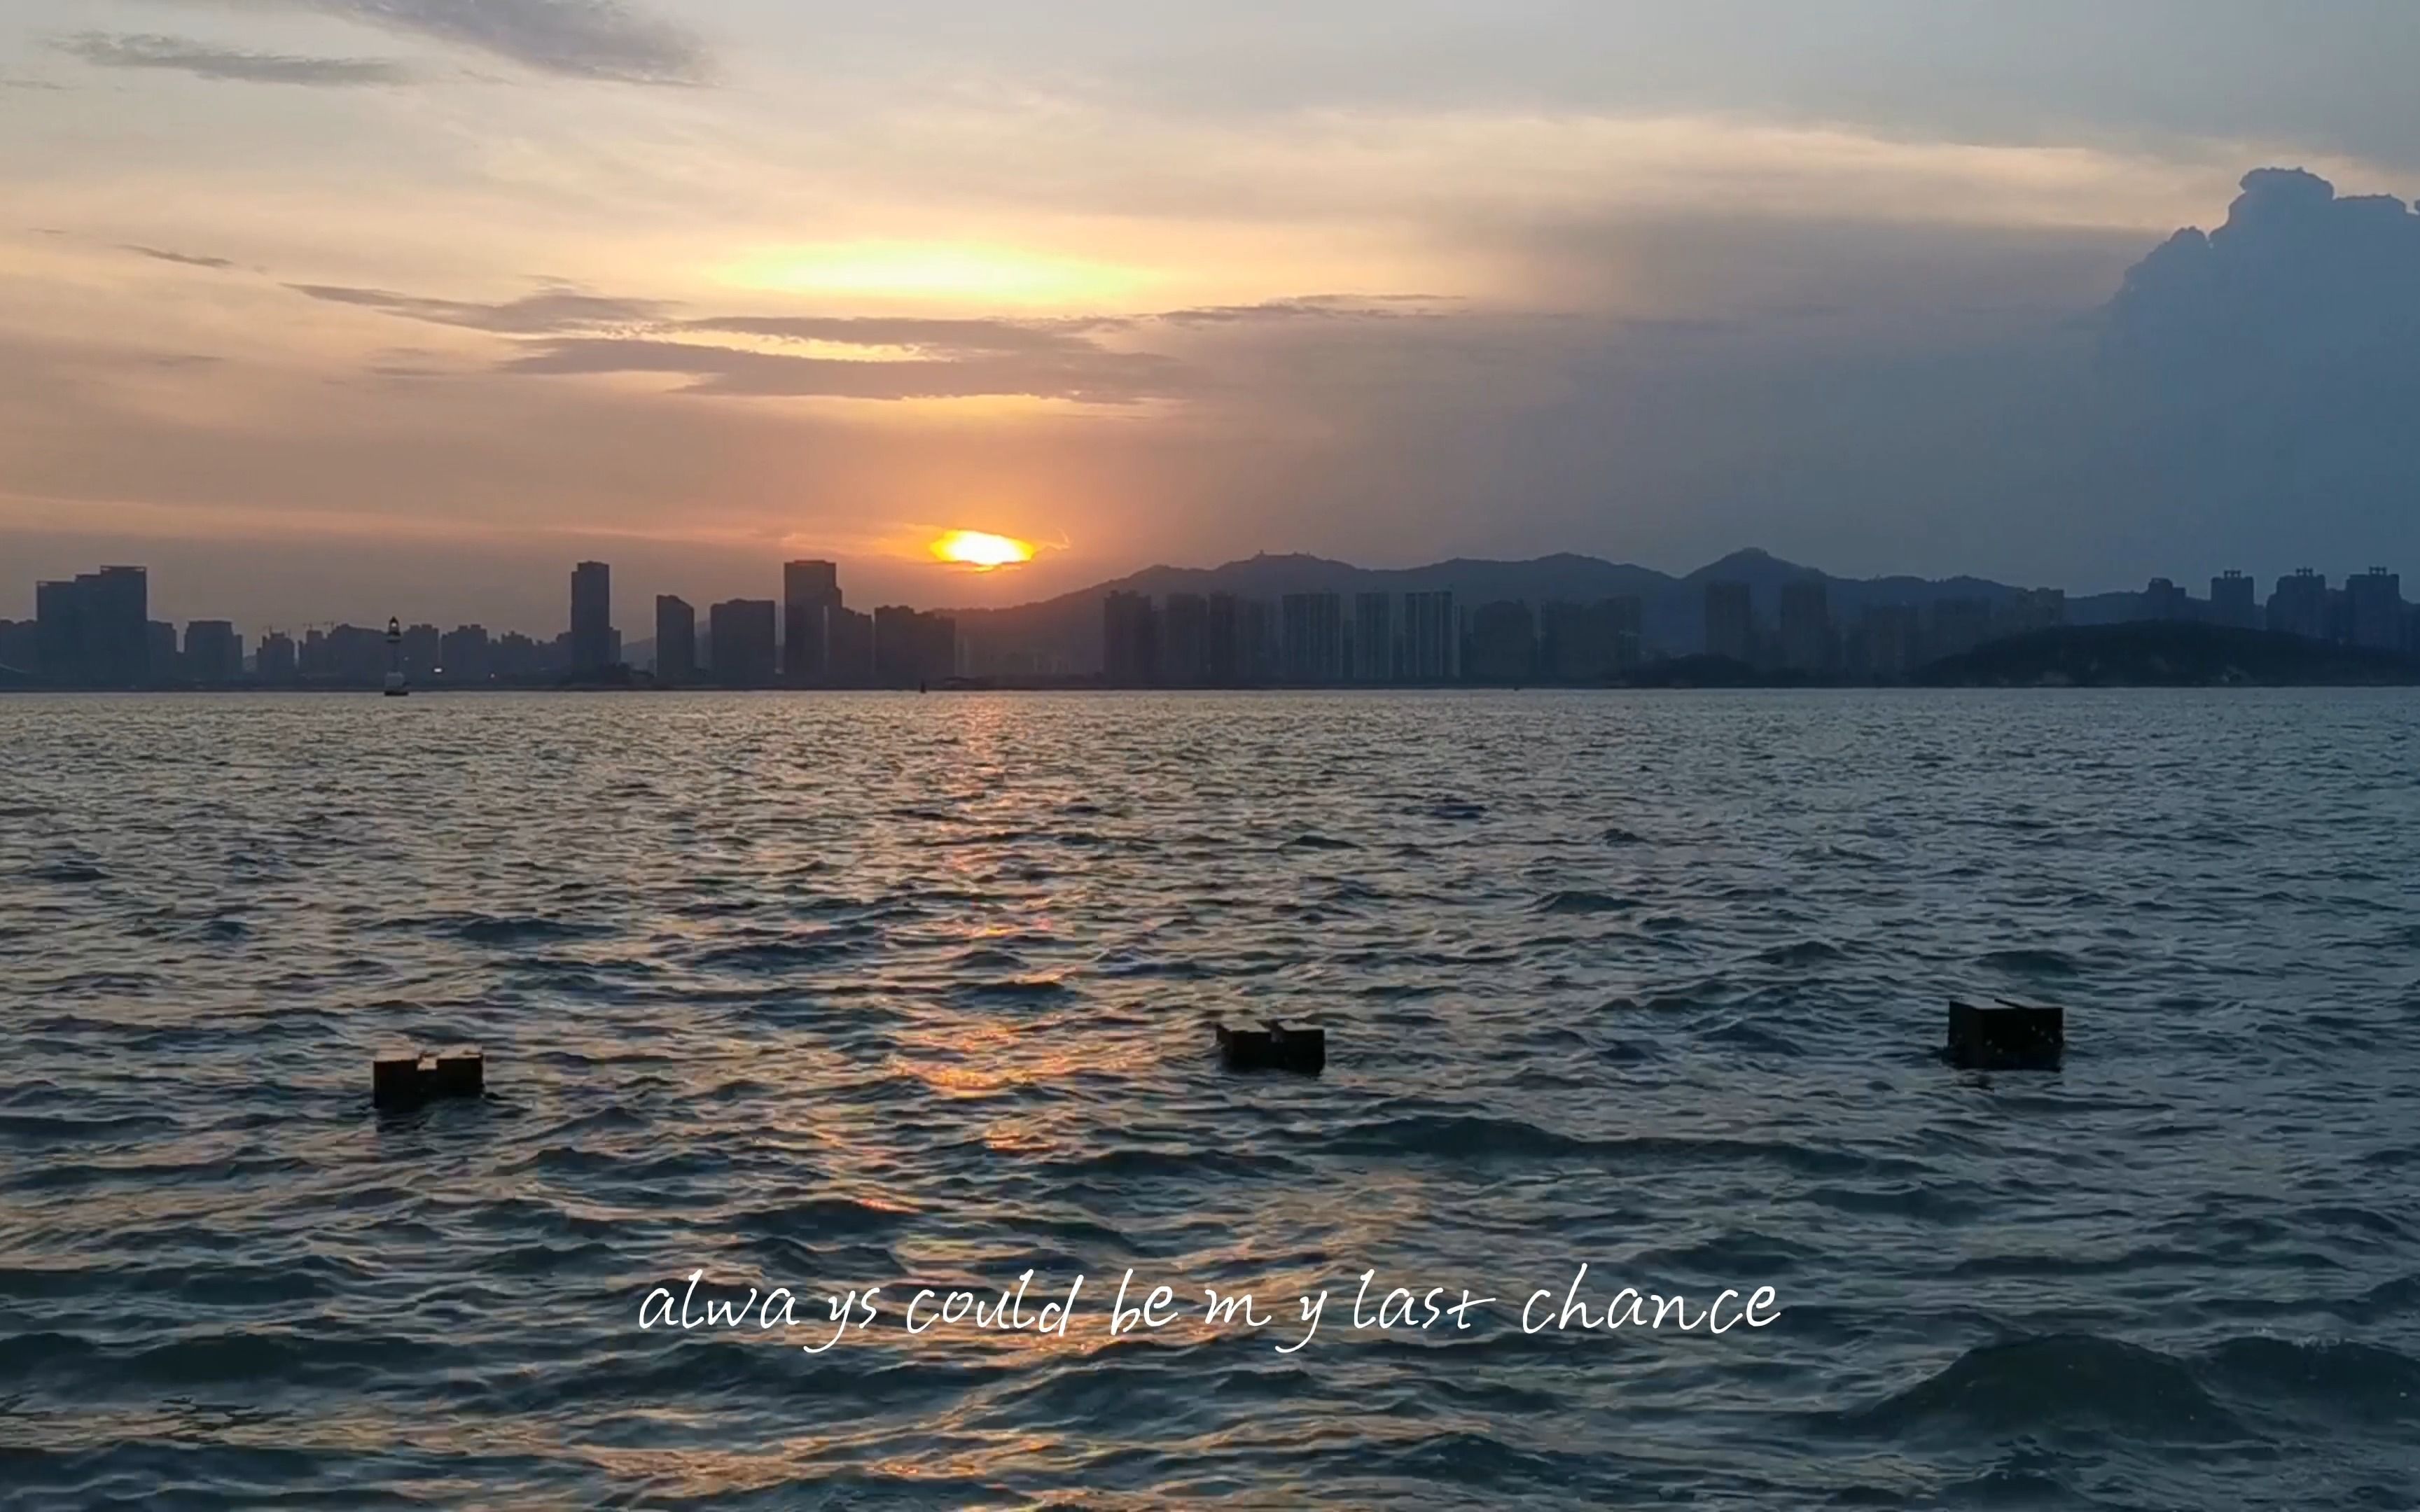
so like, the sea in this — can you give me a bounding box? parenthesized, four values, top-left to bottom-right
(2, 689, 2416, 1509)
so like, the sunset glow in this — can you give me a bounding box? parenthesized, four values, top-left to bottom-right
(929, 530, 1037, 570)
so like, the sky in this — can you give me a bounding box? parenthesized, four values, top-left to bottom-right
(4, 0, 2419, 632)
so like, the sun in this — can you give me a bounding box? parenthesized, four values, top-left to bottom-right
(930, 530, 1036, 570)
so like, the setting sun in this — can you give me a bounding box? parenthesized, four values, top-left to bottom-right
(930, 530, 1037, 570)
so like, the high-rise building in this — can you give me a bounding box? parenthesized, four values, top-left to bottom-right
(1607, 594, 1645, 672)
(1239, 598, 1279, 683)
(439, 624, 491, 684)
(146, 620, 178, 682)
(1778, 580, 1834, 673)
(2269, 569, 2328, 640)
(0, 619, 34, 676)
(1466, 601, 1536, 682)
(1101, 592, 1158, 686)
(1204, 593, 1242, 685)
(707, 599, 777, 686)
(1538, 597, 1638, 682)
(256, 631, 297, 682)
(872, 606, 957, 686)
(2211, 570, 2259, 629)
(783, 559, 841, 684)
(1704, 581, 1754, 665)
(1856, 603, 1924, 680)
(2142, 578, 2190, 621)
(34, 579, 83, 682)
(1279, 593, 1344, 683)
(569, 561, 614, 674)
(1350, 593, 1394, 682)
(2001, 588, 2066, 636)
(1160, 593, 1209, 686)
(1400, 591, 1457, 682)
(824, 605, 875, 685)
(2345, 568, 2403, 650)
(654, 596, 696, 685)
(183, 620, 242, 683)
(1928, 598, 1994, 662)
(41, 566, 153, 687)
(401, 624, 441, 678)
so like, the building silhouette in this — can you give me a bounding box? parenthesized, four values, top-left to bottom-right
(438, 624, 490, 683)
(2269, 568, 2328, 640)
(1704, 581, 1754, 665)
(1160, 593, 1209, 686)
(1279, 593, 1343, 683)
(2211, 570, 2258, 629)
(256, 631, 296, 682)
(33, 566, 151, 687)
(183, 620, 242, 683)
(569, 561, 614, 674)
(1853, 603, 1923, 679)
(1400, 591, 1458, 681)
(2143, 578, 2190, 620)
(824, 606, 875, 685)
(1928, 598, 1993, 662)
(655, 596, 696, 685)
(1466, 600, 1536, 682)
(1197, 593, 1237, 685)
(2345, 568, 2404, 650)
(872, 605, 957, 686)
(1351, 592, 1394, 682)
(1778, 580, 1835, 673)
(707, 598, 777, 686)
(783, 559, 840, 684)
(1102, 592, 1157, 686)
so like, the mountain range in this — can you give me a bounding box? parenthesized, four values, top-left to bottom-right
(941, 548, 2139, 671)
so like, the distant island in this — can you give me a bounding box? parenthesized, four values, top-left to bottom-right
(1914, 622, 2420, 688)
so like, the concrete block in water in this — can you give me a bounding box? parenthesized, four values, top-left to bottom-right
(1947, 1001, 2062, 1070)
(1217, 1021, 1326, 1075)
(373, 1045, 486, 1108)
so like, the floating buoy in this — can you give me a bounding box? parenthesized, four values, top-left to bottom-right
(1945, 1001, 2062, 1070)
(1216, 1021, 1326, 1075)
(373, 1045, 485, 1108)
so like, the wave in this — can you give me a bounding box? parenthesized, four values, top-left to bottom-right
(1977, 947, 2082, 977)
(1840, 1334, 2250, 1443)
(1533, 890, 1639, 916)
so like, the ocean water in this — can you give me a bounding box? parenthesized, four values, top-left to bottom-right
(2, 689, 2416, 1510)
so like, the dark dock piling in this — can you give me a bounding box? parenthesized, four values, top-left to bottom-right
(373, 1046, 486, 1109)
(1946, 1001, 2063, 1070)
(1217, 1021, 1326, 1076)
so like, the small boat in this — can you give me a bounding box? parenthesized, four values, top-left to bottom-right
(384, 617, 409, 696)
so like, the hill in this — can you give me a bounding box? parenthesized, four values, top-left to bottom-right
(945, 547, 2037, 672)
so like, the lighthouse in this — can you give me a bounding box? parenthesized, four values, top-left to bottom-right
(383, 617, 409, 696)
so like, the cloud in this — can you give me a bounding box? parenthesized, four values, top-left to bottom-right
(1154, 296, 1441, 326)
(125, 245, 238, 270)
(51, 32, 409, 86)
(677, 315, 1127, 357)
(500, 337, 1189, 402)
(2095, 166, 2420, 566)
(2106, 167, 2420, 374)
(283, 282, 1185, 397)
(290, 283, 670, 332)
(181, 0, 709, 85)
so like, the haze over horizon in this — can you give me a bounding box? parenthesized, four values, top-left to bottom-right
(8, 1, 2420, 631)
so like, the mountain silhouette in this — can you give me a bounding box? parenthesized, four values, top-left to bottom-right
(943, 548, 2096, 668)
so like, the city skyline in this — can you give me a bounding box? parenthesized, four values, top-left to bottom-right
(6, 545, 2410, 689)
